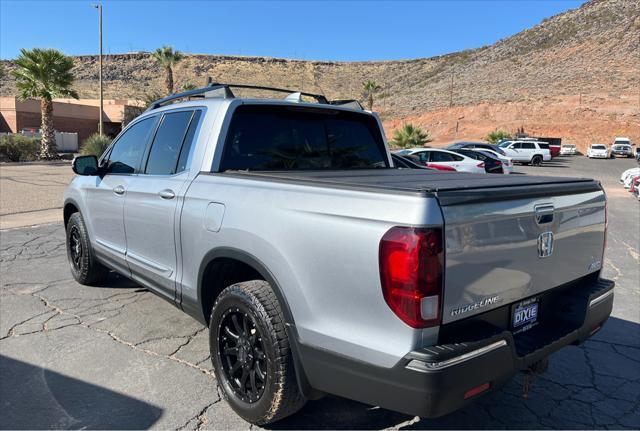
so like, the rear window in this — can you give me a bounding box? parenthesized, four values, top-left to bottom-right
(537, 143, 550, 149)
(220, 105, 389, 171)
(592, 145, 607, 150)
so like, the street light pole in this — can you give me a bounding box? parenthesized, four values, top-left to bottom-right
(93, 4, 103, 136)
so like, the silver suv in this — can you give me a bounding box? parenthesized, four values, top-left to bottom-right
(64, 84, 614, 425)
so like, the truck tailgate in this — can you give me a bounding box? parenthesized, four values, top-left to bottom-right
(437, 181, 606, 324)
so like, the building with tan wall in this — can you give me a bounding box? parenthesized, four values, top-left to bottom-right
(0, 97, 144, 143)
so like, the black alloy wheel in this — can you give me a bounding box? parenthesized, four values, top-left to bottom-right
(218, 308, 267, 403)
(68, 224, 83, 272)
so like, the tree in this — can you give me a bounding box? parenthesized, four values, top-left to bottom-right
(361, 80, 381, 111)
(152, 45, 183, 95)
(12, 48, 78, 159)
(390, 124, 432, 148)
(0, 63, 5, 80)
(486, 129, 512, 144)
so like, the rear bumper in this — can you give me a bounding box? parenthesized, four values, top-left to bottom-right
(298, 276, 614, 418)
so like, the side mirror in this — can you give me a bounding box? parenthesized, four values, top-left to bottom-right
(72, 155, 99, 176)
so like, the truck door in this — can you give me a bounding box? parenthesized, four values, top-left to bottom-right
(123, 109, 202, 302)
(85, 116, 158, 275)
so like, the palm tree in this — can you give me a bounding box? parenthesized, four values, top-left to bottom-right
(152, 45, 183, 95)
(361, 80, 381, 111)
(390, 124, 432, 149)
(12, 48, 78, 159)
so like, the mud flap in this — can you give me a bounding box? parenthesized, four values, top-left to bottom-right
(522, 356, 549, 398)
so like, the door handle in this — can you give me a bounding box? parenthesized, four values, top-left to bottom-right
(159, 189, 175, 200)
(113, 185, 125, 195)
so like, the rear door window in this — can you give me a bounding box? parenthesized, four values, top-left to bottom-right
(521, 142, 536, 150)
(145, 110, 200, 175)
(220, 105, 389, 171)
(430, 151, 457, 162)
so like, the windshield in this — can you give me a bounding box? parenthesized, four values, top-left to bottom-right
(394, 149, 412, 156)
(592, 145, 606, 150)
(220, 105, 390, 171)
(498, 141, 512, 148)
(614, 140, 630, 145)
(562, 145, 575, 148)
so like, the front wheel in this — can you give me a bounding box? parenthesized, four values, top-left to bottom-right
(210, 280, 305, 425)
(66, 212, 108, 285)
(531, 155, 543, 166)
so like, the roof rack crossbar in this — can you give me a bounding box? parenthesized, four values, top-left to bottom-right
(146, 82, 331, 111)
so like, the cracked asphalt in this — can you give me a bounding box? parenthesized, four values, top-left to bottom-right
(1, 157, 638, 429)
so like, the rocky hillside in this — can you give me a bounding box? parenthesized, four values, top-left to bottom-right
(1, 0, 638, 149)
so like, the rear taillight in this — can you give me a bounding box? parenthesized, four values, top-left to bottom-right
(379, 227, 443, 328)
(477, 162, 485, 168)
(495, 160, 502, 166)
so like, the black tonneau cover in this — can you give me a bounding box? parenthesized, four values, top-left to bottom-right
(221, 169, 602, 205)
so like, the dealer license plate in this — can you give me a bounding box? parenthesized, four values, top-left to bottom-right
(511, 298, 539, 334)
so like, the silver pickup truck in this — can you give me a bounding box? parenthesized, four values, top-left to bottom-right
(64, 84, 614, 425)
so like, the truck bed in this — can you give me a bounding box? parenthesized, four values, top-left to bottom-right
(221, 169, 602, 205)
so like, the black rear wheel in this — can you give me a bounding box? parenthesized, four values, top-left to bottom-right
(210, 280, 305, 425)
(531, 155, 543, 166)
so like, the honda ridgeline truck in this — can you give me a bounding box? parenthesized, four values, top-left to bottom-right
(64, 84, 614, 425)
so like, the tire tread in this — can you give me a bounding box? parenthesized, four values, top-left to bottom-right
(211, 280, 305, 425)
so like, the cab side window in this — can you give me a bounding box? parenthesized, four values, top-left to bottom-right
(510, 142, 521, 150)
(145, 110, 202, 175)
(107, 117, 157, 174)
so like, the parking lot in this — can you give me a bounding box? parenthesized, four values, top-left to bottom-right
(1, 156, 638, 430)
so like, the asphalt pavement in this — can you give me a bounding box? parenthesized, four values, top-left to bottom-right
(0, 156, 638, 429)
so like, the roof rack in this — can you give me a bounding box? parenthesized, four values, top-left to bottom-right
(145, 82, 363, 111)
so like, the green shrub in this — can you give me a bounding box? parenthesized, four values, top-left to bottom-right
(0, 134, 40, 162)
(81, 133, 111, 157)
(486, 129, 512, 144)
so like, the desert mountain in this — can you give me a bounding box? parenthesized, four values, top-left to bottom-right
(1, 0, 638, 149)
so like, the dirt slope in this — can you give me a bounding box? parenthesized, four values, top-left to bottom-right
(1, 0, 638, 150)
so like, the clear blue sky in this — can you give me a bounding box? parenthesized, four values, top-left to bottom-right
(1, 0, 585, 61)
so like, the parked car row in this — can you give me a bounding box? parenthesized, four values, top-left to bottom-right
(620, 166, 640, 201)
(394, 144, 514, 174)
(586, 138, 636, 160)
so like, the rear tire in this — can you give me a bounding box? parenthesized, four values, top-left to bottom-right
(210, 280, 306, 425)
(531, 155, 543, 166)
(66, 212, 109, 285)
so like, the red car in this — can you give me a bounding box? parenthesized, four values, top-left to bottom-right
(549, 144, 561, 158)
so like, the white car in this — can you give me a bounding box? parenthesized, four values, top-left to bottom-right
(587, 144, 610, 159)
(469, 148, 513, 174)
(620, 167, 640, 188)
(497, 140, 551, 166)
(560, 144, 577, 156)
(399, 148, 486, 173)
